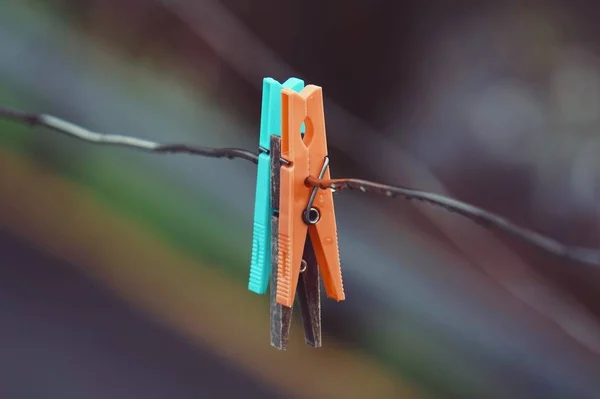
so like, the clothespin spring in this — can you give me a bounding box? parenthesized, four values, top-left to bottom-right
(303, 156, 330, 225)
(299, 259, 307, 273)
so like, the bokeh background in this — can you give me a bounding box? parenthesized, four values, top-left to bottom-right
(1, 1, 600, 398)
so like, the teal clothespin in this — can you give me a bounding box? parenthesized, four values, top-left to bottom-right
(248, 77, 305, 294)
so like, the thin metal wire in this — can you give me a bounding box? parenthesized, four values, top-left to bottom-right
(307, 176, 600, 267)
(1, 105, 599, 267)
(0, 106, 258, 164)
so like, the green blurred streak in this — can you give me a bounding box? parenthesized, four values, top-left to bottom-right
(1, 125, 254, 287)
(0, 101, 251, 287)
(71, 155, 251, 275)
(357, 312, 481, 399)
(0, 70, 249, 280)
(0, 92, 34, 152)
(374, 331, 488, 399)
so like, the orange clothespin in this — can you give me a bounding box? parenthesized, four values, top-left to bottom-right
(277, 85, 345, 308)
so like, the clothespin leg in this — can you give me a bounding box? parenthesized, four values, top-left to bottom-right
(269, 213, 294, 350)
(269, 134, 293, 350)
(270, 222, 322, 349)
(296, 238, 322, 348)
(249, 152, 271, 294)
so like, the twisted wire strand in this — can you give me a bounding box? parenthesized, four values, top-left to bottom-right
(1, 105, 599, 267)
(306, 177, 600, 267)
(0, 106, 258, 163)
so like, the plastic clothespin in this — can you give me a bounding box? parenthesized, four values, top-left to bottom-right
(248, 77, 305, 295)
(276, 85, 345, 308)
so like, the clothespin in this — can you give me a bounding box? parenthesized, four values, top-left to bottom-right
(270, 84, 345, 349)
(277, 84, 344, 307)
(248, 77, 305, 295)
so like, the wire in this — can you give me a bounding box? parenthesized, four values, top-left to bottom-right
(1, 105, 599, 268)
(0, 106, 258, 164)
(308, 177, 600, 267)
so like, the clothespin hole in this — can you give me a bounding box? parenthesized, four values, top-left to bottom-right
(301, 117, 314, 146)
(304, 207, 320, 225)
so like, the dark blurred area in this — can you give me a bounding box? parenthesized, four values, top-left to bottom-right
(1, 0, 599, 398)
(0, 228, 283, 399)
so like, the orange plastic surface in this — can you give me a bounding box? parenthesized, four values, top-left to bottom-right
(277, 85, 345, 308)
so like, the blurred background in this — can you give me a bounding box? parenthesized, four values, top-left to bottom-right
(0, 1, 599, 398)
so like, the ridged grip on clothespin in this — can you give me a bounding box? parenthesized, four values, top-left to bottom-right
(248, 77, 304, 295)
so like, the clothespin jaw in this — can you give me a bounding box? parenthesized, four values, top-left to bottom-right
(277, 85, 345, 307)
(248, 77, 305, 294)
